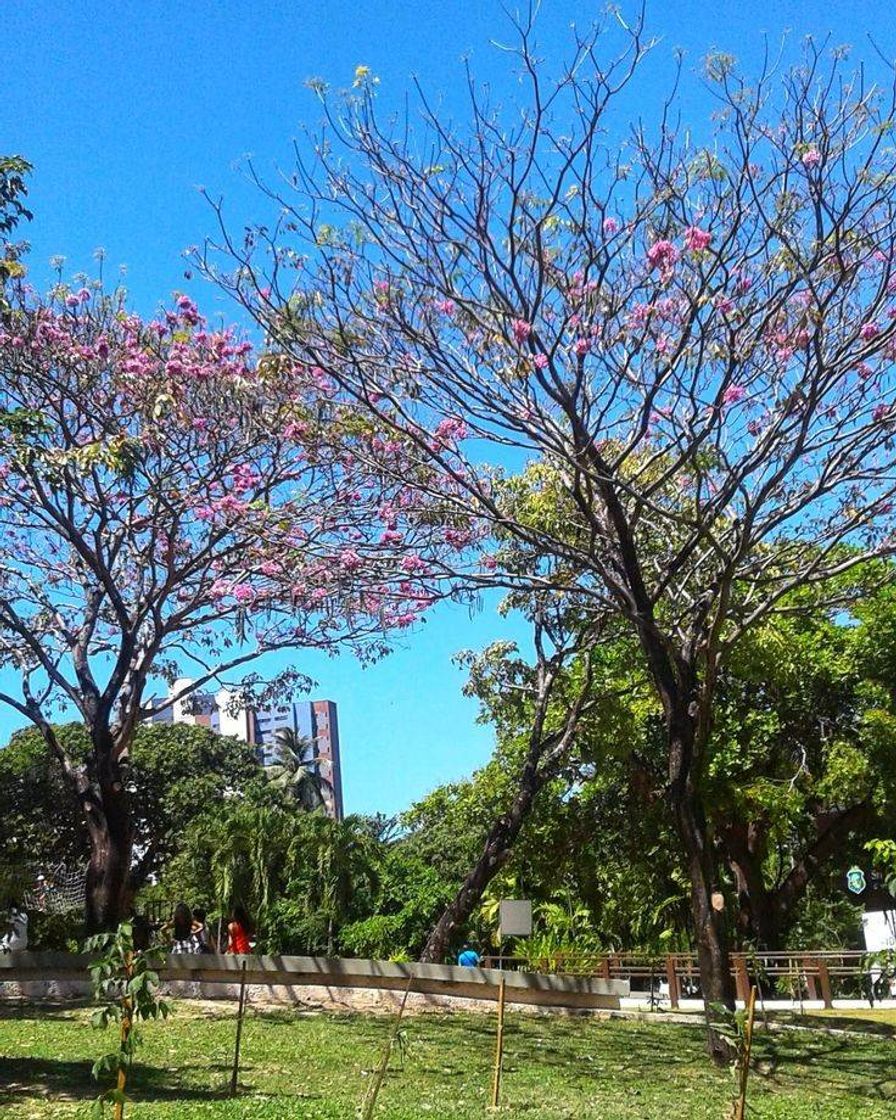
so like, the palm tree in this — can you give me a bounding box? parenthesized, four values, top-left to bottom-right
(313, 817, 380, 954)
(265, 727, 334, 813)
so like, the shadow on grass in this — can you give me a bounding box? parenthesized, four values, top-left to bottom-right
(772, 1011, 896, 1038)
(0, 1056, 233, 1105)
(0, 1000, 91, 1020)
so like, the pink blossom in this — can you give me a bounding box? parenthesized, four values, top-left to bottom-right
(801, 148, 822, 168)
(65, 294, 80, 308)
(176, 294, 200, 325)
(646, 239, 679, 274)
(860, 322, 881, 341)
(435, 298, 456, 316)
(873, 404, 890, 423)
(216, 495, 248, 516)
(310, 366, 335, 396)
(339, 549, 364, 572)
(683, 226, 712, 252)
(76, 287, 91, 303)
(400, 553, 428, 574)
(434, 416, 468, 444)
(444, 527, 473, 549)
(602, 217, 620, 235)
(379, 529, 403, 545)
(481, 554, 498, 571)
(390, 612, 418, 629)
(231, 464, 260, 495)
(232, 584, 255, 604)
(511, 318, 532, 345)
(722, 384, 747, 406)
(714, 295, 734, 315)
(573, 337, 590, 357)
(534, 353, 549, 369)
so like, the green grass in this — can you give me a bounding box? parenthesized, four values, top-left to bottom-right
(0, 1001, 894, 1118)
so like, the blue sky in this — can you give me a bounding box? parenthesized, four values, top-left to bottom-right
(3, 0, 894, 815)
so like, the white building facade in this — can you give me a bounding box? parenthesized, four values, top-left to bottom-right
(147, 680, 344, 819)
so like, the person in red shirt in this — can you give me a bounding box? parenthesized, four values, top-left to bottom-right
(227, 904, 254, 954)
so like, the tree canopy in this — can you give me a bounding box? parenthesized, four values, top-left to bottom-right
(212, 24, 896, 1043)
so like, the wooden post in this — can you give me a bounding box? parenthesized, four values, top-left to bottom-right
(229, 960, 248, 1097)
(734, 956, 751, 1005)
(734, 986, 758, 1120)
(817, 959, 833, 1010)
(359, 969, 415, 1120)
(665, 955, 680, 1010)
(491, 973, 507, 1109)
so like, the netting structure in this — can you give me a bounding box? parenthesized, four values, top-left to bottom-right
(23, 862, 87, 914)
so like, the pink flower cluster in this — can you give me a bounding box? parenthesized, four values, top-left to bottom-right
(722, 384, 746, 406)
(231, 464, 260, 495)
(683, 226, 712, 253)
(512, 318, 532, 345)
(647, 240, 679, 273)
(434, 416, 469, 445)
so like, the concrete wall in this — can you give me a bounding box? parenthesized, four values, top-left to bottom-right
(0, 953, 628, 1013)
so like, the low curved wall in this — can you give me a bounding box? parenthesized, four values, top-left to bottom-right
(0, 952, 628, 1013)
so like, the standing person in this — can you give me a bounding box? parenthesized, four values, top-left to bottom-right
(457, 944, 480, 967)
(162, 902, 201, 954)
(192, 908, 211, 953)
(227, 905, 253, 954)
(0, 903, 28, 952)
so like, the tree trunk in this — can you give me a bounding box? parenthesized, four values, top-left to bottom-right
(85, 791, 133, 932)
(667, 706, 736, 1066)
(421, 758, 549, 963)
(83, 732, 134, 932)
(724, 802, 870, 952)
(722, 821, 778, 948)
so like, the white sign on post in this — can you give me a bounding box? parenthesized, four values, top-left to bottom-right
(498, 899, 532, 940)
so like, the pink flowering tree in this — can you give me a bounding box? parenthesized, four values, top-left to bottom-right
(0, 282, 466, 929)
(207, 20, 896, 1054)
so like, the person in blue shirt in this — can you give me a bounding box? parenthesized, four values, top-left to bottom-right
(457, 944, 480, 967)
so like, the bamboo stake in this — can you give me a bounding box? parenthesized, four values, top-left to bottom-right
(735, 986, 758, 1120)
(359, 968, 415, 1120)
(490, 974, 507, 1109)
(114, 951, 133, 1120)
(229, 960, 248, 1097)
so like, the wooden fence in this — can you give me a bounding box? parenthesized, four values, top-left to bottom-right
(480, 950, 888, 1009)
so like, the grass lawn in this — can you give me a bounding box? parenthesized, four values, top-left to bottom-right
(1, 1002, 895, 1118)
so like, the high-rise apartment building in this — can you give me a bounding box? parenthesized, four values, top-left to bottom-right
(147, 680, 343, 819)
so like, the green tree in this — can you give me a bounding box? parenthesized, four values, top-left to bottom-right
(162, 795, 381, 954)
(0, 154, 32, 291)
(266, 726, 334, 812)
(425, 574, 896, 956)
(0, 722, 263, 902)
